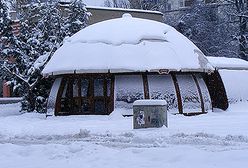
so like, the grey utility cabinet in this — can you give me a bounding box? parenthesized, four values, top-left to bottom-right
(133, 100, 167, 129)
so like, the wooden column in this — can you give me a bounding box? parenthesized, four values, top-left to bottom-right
(142, 74, 150, 99)
(171, 74, 183, 114)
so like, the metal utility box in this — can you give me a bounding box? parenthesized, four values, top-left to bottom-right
(133, 100, 167, 129)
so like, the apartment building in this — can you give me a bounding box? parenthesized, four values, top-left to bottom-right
(164, 0, 221, 11)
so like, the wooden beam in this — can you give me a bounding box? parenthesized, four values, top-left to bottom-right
(142, 73, 150, 99)
(171, 74, 183, 114)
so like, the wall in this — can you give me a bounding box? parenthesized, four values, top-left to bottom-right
(87, 6, 163, 25)
(59, 4, 163, 24)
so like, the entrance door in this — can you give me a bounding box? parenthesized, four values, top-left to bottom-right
(57, 75, 114, 115)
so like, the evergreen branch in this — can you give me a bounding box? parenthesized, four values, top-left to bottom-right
(2, 62, 31, 87)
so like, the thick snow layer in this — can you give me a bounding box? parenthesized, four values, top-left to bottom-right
(133, 99, 167, 106)
(207, 56, 248, 70)
(86, 5, 163, 14)
(1, 103, 248, 167)
(0, 97, 23, 104)
(60, 0, 105, 6)
(219, 70, 248, 103)
(42, 15, 213, 76)
(82, 0, 105, 6)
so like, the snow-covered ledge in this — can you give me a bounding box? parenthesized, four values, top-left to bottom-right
(133, 100, 167, 106)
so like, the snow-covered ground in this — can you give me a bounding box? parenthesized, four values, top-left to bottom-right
(0, 103, 248, 168)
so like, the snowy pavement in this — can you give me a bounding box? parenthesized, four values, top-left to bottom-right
(0, 103, 248, 168)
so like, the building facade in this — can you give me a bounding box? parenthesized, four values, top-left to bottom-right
(167, 0, 221, 10)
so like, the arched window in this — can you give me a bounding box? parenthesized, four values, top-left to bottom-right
(147, 75, 178, 113)
(115, 75, 144, 109)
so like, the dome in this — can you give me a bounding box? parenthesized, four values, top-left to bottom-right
(42, 14, 214, 76)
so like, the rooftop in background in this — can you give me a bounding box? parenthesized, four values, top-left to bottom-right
(58, 3, 163, 25)
(207, 57, 248, 70)
(60, 0, 106, 6)
(86, 6, 163, 25)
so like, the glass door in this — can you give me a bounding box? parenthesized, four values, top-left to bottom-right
(93, 77, 113, 114)
(58, 75, 114, 115)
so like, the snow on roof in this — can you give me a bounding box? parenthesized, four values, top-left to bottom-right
(42, 14, 214, 76)
(86, 6, 163, 15)
(207, 57, 248, 70)
(133, 100, 167, 106)
(60, 0, 105, 6)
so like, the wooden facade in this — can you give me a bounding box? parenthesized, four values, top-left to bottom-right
(204, 70, 228, 110)
(55, 74, 114, 116)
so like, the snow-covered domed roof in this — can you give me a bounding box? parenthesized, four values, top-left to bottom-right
(42, 14, 214, 76)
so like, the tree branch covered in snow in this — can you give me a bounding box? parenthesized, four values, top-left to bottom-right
(1, 0, 90, 112)
(164, 1, 239, 58)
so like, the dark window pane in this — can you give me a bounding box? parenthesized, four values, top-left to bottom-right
(81, 79, 89, 97)
(94, 79, 104, 96)
(82, 99, 90, 113)
(61, 98, 70, 112)
(72, 99, 81, 113)
(94, 100, 105, 114)
(107, 78, 111, 97)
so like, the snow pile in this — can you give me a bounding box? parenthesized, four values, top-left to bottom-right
(1, 103, 248, 167)
(43, 14, 213, 76)
(207, 56, 248, 70)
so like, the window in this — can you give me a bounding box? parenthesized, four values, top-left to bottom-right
(176, 74, 202, 113)
(185, 0, 193, 7)
(167, 3, 172, 11)
(57, 76, 114, 115)
(179, 0, 193, 7)
(195, 74, 212, 112)
(115, 75, 144, 109)
(147, 75, 178, 113)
